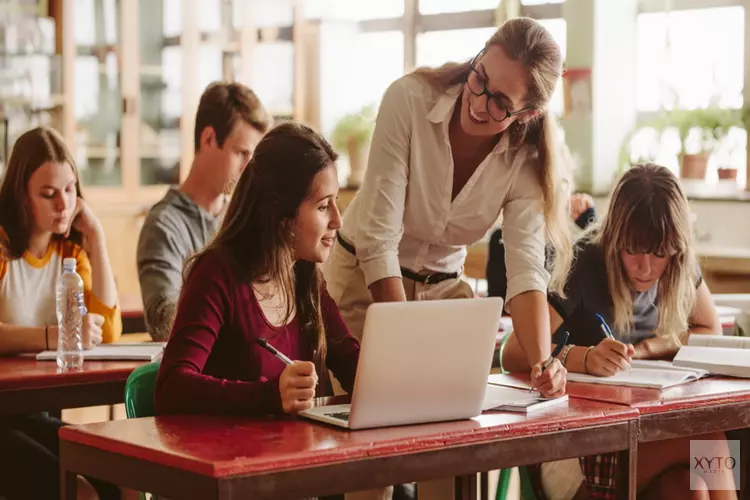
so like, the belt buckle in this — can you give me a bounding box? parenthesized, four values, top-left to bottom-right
(423, 273, 437, 285)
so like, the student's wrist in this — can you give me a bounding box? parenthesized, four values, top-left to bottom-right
(565, 345, 591, 374)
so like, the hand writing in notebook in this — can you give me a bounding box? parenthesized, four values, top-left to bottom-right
(585, 338, 635, 376)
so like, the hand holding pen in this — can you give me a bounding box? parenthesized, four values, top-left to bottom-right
(257, 338, 319, 414)
(530, 331, 569, 398)
(585, 315, 635, 376)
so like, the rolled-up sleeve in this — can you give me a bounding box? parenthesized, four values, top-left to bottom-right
(354, 78, 412, 287)
(502, 161, 549, 304)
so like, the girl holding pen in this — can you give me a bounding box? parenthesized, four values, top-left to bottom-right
(155, 123, 360, 417)
(501, 164, 734, 500)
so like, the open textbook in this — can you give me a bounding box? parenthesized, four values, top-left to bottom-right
(673, 334, 750, 378)
(482, 383, 569, 413)
(36, 342, 165, 362)
(564, 359, 709, 389)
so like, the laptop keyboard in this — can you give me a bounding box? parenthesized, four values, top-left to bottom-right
(325, 411, 350, 421)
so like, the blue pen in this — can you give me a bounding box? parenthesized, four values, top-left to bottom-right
(595, 313, 615, 340)
(530, 331, 569, 392)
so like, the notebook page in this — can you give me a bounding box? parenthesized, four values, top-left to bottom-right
(36, 343, 164, 361)
(687, 335, 750, 350)
(674, 346, 750, 378)
(629, 359, 709, 377)
(567, 367, 700, 389)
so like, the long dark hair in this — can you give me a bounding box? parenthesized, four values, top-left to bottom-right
(185, 122, 339, 369)
(0, 127, 84, 259)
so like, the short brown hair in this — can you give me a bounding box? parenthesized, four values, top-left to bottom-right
(193, 82, 271, 152)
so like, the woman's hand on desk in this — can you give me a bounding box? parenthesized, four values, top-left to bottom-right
(586, 339, 634, 376)
(531, 358, 567, 398)
(82, 313, 104, 349)
(280, 361, 319, 414)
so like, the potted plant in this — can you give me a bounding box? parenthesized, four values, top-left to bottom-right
(330, 105, 376, 188)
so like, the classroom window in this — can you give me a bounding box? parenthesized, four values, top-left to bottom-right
(304, 0, 403, 21)
(349, 31, 405, 111)
(629, 127, 747, 188)
(636, 7, 745, 111)
(232, 0, 292, 30)
(416, 27, 497, 69)
(196, 0, 222, 34)
(162, 0, 182, 38)
(232, 42, 294, 118)
(536, 18, 566, 116)
(419, 0, 499, 15)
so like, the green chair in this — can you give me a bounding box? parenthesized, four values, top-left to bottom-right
(124, 361, 160, 419)
(124, 361, 161, 500)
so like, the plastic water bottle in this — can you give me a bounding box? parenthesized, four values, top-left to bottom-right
(56, 257, 85, 370)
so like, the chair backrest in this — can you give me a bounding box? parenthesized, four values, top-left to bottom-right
(124, 361, 161, 418)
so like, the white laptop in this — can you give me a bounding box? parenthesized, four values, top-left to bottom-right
(300, 297, 504, 430)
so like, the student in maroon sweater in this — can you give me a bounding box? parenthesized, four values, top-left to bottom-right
(155, 122, 360, 417)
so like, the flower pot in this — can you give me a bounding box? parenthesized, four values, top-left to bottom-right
(346, 139, 369, 188)
(717, 167, 738, 181)
(680, 153, 709, 180)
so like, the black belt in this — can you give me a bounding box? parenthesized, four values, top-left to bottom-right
(335, 232, 459, 285)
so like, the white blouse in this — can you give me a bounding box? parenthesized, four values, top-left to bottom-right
(339, 73, 549, 304)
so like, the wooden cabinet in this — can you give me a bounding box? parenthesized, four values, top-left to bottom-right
(47, 0, 307, 297)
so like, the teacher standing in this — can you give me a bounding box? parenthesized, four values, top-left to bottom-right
(324, 17, 571, 397)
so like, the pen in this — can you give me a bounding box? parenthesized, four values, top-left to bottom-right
(530, 331, 569, 392)
(595, 313, 615, 340)
(256, 338, 293, 366)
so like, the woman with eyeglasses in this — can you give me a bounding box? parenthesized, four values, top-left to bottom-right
(326, 15, 570, 390)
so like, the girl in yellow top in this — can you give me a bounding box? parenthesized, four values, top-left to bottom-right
(0, 127, 121, 500)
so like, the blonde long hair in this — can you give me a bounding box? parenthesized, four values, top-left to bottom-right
(586, 163, 697, 338)
(413, 17, 571, 294)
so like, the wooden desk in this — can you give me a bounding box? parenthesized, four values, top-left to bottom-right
(0, 357, 144, 416)
(119, 293, 146, 333)
(59, 398, 638, 500)
(567, 378, 750, 443)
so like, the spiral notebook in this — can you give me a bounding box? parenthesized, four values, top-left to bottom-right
(36, 343, 165, 362)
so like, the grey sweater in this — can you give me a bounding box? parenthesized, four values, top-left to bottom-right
(137, 188, 221, 340)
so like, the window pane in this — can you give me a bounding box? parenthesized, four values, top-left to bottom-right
(416, 28, 496, 68)
(350, 31, 404, 110)
(537, 18, 566, 115)
(245, 42, 294, 116)
(637, 7, 744, 111)
(420, 0, 498, 15)
(304, 0, 403, 21)
(74, 53, 122, 186)
(628, 127, 747, 188)
(162, 0, 182, 37)
(75, 0, 95, 45)
(141, 0, 180, 186)
(233, 0, 292, 30)
(197, 45, 223, 92)
(197, 0, 221, 33)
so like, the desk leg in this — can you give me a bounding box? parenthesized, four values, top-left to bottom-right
(455, 474, 478, 500)
(60, 468, 78, 500)
(617, 421, 638, 500)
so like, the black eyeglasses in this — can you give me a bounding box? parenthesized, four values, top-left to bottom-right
(467, 50, 534, 123)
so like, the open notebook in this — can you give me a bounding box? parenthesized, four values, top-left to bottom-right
(565, 359, 709, 389)
(36, 342, 165, 362)
(673, 335, 750, 378)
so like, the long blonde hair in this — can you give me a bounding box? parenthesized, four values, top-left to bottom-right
(587, 163, 697, 338)
(413, 17, 572, 294)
